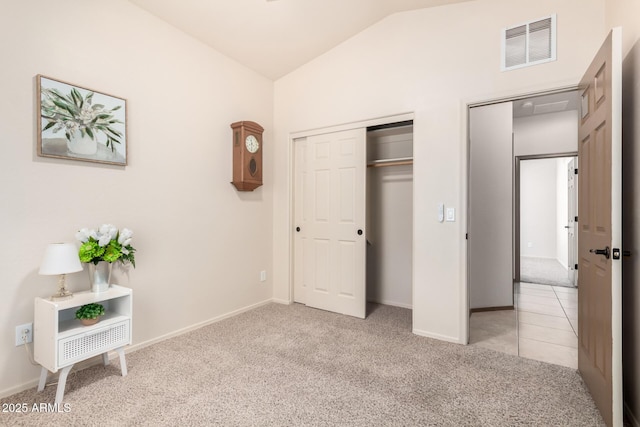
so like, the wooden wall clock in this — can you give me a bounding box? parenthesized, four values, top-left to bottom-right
(230, 121, 264, 191)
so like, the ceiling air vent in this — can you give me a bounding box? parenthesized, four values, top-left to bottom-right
(502, 15, 556, 71)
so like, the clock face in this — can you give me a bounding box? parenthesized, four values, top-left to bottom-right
(245, 135, 259, 154)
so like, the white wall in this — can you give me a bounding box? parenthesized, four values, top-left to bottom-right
(0, 0, 274, 396)
(273, 0, 606, 342)
(520, 159, 558, 258)
(606, 0, 640, 423)
(514, 110, 579, 156)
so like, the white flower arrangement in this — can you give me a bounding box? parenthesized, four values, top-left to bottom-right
(75, 224, 136, 266)
(41, 87, 123, 152)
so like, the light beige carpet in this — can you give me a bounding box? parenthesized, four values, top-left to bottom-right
(1, 303, 604, 426)
(521, 256, 574, 288)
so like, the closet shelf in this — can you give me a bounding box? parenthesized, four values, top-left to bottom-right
(367, 157, 413, 168)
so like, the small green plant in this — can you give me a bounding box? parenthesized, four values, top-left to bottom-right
(75, 303, 105, 320)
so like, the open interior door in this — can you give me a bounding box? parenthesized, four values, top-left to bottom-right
(577, 28, 622, 427)
(294, 128, 367, 319)
(468, 102, 514, 309)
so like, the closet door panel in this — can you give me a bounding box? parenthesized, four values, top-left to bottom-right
(338, 168, 355, 222)
(337, 241, 356, 298)
(297, 128, 366, 319)
(314, 169, 331, 222)
(301, 237, 312, 296)
(313, 239, 331, 293)
(469, 102, 514, 310)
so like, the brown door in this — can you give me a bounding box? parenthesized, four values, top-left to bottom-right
(577, 28, 622, 427)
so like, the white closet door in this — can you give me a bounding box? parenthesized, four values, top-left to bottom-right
(469, 102, 514, 309)
(294, 128, 366, 318)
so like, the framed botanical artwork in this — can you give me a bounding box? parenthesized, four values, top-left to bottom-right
(37, 75, 127, 166)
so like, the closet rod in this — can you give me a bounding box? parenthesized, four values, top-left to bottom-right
(367, 157, 413, 168)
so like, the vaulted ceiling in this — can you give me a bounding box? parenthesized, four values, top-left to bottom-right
(129, 0, 473, 80)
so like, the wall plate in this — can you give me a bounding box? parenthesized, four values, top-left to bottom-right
(15, 322, 33, 346)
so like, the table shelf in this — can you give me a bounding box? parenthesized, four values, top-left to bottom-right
(34, 285, 132, 404)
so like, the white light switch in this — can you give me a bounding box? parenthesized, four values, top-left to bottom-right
(445, 207, 455, 222)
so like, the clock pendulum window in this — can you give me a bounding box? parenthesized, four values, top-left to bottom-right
(230, 121, 264, 191)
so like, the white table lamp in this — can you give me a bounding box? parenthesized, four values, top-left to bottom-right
(39, 243, 83, 300)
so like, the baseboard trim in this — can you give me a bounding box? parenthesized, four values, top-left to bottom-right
(412, 328, 463, 344)
(470, 306, 514, 313)
(0, 376, 43, 400)
(0, 298, 274, 399)
(271, 297, 292, 305)
(0, 350, 117, 399)
(367, 299, 412, 309)
(125, 298, 274, 355)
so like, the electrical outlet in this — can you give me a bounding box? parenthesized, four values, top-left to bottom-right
(260, 270, 267, 282)
(15, 322, 33, 346)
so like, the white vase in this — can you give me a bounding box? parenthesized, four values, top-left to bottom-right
(88, 261, 112, 292)
(67, 131, 97, 155)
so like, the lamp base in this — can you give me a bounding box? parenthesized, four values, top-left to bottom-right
(50, 290, 73, 301)
(50, 273, 73, 301)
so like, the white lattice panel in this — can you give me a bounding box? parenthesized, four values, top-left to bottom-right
(58, 320, 130, 366)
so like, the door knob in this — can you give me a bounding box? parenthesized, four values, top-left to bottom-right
(357, 229, 363, 236)
(296, 227, 301, 232)
(589, 246, 610, 259)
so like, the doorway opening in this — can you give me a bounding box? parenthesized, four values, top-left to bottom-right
(468, 88, 581, 369)
(467, 30, 623, 425)
(516, 155, 578, 289)
(514, 155, 579, 368)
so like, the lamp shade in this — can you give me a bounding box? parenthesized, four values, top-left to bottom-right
(39, 243, 83, 275)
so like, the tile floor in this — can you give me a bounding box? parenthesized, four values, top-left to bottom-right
(469, 282, 578, 369)
(517, 282, 578, 369)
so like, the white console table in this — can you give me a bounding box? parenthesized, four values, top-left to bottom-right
(34, 285, 132, 404)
